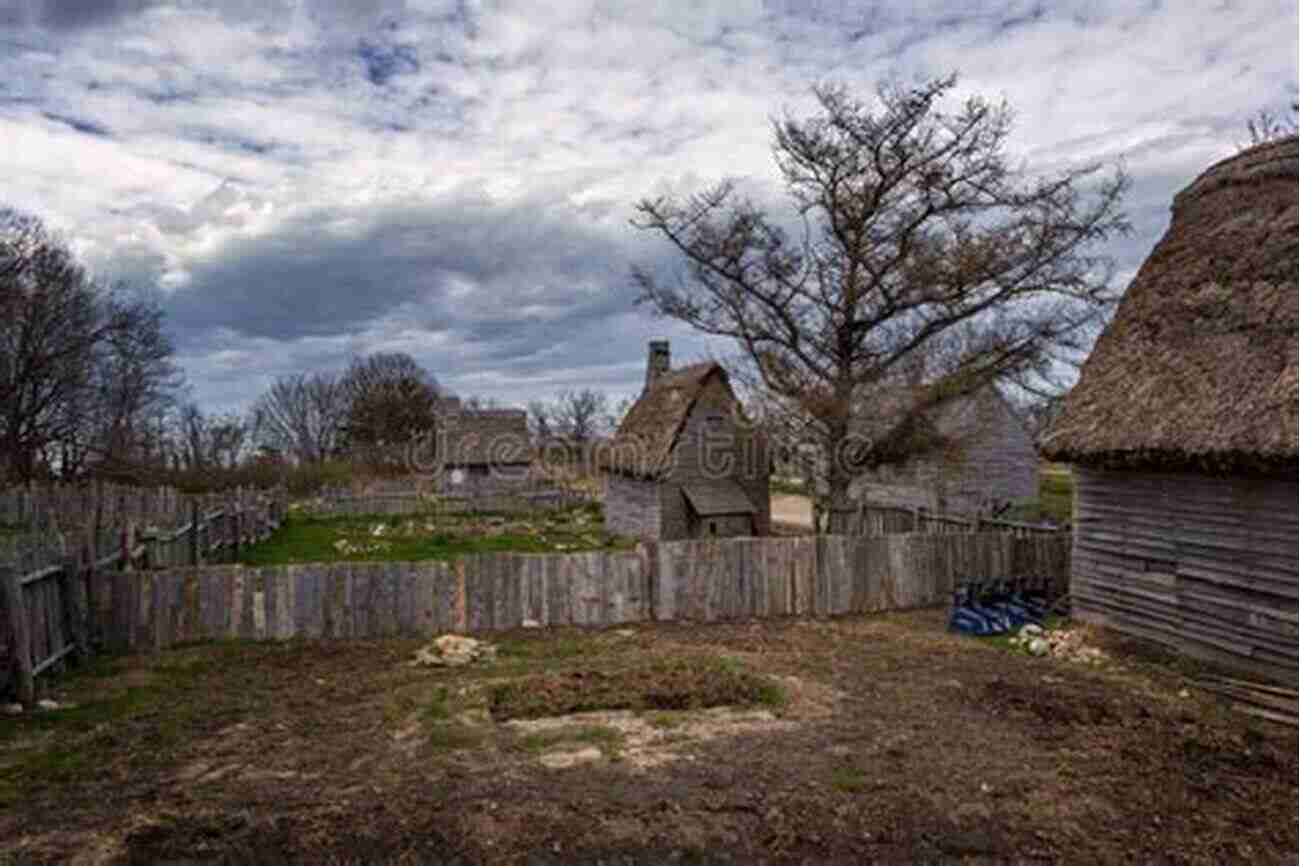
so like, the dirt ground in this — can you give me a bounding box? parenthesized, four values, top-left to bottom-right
(1, 610, 1295, 865)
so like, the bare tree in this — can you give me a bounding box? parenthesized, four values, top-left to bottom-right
(252, 371, 347, 464)
(553, 388, 608, 443)
(89, 291, 182, 473)
(0, 210, 100, 480)
(632, 74, 1129, 525)
(603, 395, 634, 436)
(527, 399, 556, 442)
(1, 210, 185, 482)
(339, 352, 441, 464)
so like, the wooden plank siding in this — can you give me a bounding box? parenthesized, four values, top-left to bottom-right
(1071, 468, 1298, 685)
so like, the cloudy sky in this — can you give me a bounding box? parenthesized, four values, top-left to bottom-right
(1, 0, 1295, 413)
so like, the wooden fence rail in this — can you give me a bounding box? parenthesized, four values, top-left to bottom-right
(1, 487, 287, 705)
(12, 532, 1070, 666)
(830, 503, 1066, 538)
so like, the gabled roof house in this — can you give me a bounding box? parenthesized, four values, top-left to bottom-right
(601, 341, 770, 540)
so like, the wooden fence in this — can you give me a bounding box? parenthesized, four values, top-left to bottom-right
(1, 488, 286, 705)
(41, 532, 1069, 661)
(831, 503, 1066, 538)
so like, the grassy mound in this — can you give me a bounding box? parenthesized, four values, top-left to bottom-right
(487, 656, 784, 721)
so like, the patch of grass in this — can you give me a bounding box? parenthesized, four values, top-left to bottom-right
(999, 467, 1073, 525)
(495, 633, 594, 662)
(0, 642, 273, 807)
(646, 711, 687, 730)
(487, 656, 786, 722)
(239, 506, 633, 566)
(829, 766, 870, 793)
(513, 724, 625, 758)
(769, 477, 808, 496)
(424, 724, 487, 752)
(422, 686, 453, 722)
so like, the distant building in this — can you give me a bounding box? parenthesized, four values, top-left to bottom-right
(601, 341, 770, 540)
(434, 397, 532, 495)
(1041, 136, 1298, 686)
(850, 385, 1039, 516)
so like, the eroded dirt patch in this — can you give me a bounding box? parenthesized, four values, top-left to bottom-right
(1, 612, 1295, 865)
(505, 706, 798, 769)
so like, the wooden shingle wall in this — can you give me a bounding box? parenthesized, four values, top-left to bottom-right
(1071, 467, 1298, 685)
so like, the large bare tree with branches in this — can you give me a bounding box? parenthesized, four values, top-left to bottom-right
(1, 209, 182, 482)
(632, 74, 1130, 525)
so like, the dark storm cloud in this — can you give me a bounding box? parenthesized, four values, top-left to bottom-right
(357, 40, 421, 86)
(160, 189, 663, 348)
(3, 0, 157, 31)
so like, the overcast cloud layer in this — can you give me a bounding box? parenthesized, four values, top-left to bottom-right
(1, 0, 1295, 411)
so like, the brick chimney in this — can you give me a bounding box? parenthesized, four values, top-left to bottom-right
(644, 340, 671, 394)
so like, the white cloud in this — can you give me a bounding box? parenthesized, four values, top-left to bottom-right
(0, 0, 1295, 411)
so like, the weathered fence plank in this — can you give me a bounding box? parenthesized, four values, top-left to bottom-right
(10, 533, 1075, 668)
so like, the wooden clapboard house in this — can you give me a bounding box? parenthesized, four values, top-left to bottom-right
(1040, 136, 1299, 687)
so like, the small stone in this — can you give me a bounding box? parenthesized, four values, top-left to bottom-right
(36, 699, 60, 711)
(521, 618, 542, 629)
(1019, 624, 1044, 637)
(613, 628, 636, 638)
(2, 703, 22, 716)
(1178, 688, 1190, 698)
(1026, 638, 1049, 657)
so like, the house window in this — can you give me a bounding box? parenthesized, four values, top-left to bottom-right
(709, 520, 717, 535)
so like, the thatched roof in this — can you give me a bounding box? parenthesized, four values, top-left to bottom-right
(443, 409, 531, 467)
(599, 362, 727, 478)
(1041, 136, 1299, 475)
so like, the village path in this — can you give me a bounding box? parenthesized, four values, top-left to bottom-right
(771, 493, 813, 528)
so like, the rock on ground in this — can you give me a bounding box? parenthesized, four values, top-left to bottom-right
(411, 634, 498, 667)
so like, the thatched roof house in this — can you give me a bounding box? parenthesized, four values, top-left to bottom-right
(600, 341, 770, 540)
(850, 384, 1038, 515)
(1041, 136, 1298, 687)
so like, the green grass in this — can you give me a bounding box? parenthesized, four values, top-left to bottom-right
(0, 642, 270, 807)
(513, 724, 625, 758)
(769, 477, 808, 496)
(422, 686, 453, 722)
(238, 507, 632, 566)
(1001, 467, 1073, 525)
(424, 724, 487, 752)
(646, 710, 687, 730)
(829, 766, 871, 793)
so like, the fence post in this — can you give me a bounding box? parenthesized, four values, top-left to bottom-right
(190, 500, 201, 566)
(233, 507, 243, 562)
(1, 565, 35, 707)
(59, 552, 87, 665)
(83, 528, 99, 650)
